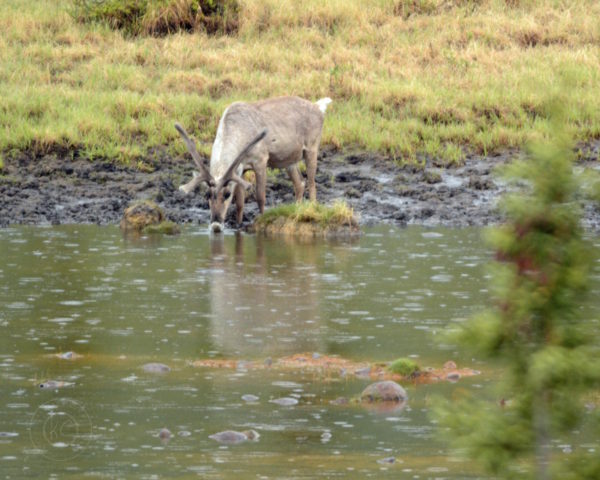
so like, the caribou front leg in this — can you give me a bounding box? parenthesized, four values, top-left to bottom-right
(234, 182, 245, 225)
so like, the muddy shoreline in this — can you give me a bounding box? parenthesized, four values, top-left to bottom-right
(1, 146, 599, 230)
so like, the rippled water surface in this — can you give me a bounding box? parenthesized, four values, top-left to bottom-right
(1, 225, 598, 478)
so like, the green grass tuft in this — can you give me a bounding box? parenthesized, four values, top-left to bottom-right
(253, 201, 360, 237)
(388, 358, 420, 376)
(255, 200, 357, 228)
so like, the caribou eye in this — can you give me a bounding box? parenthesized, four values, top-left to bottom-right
(205, 191, 211, 200)
(223, 190, 232, 200)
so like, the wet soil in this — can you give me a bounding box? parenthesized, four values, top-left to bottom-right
(1, 145, 599, 229)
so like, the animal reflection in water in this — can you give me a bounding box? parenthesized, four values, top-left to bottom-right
(207, 233, 324, 358)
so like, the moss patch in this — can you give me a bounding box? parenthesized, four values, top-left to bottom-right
(120, 199, 179, 234)
(388, 357, 420, 376)
(252, 201, 360, 238)
(142, 220, 180, 235)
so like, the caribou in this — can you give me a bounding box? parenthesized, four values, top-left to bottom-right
(175, 96, 332, 232)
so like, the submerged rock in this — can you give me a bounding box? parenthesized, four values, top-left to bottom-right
(158, 428, 172, 442)
(141, 362, 171, 373)
(209, 429, 260, 444)
(354, 367, 371, 377)
(54, 351, 83, 360)
(443, 360, 457, 370)
(38, 380, 73, 389)
(269, 397, 299, 406)
(241, 394, 260, 403)
(361, 381, 407, 403)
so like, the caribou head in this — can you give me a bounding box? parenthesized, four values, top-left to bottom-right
(175, 123, 266, 232)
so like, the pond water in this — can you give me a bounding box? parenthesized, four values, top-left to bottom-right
(1, 225, 597, 479)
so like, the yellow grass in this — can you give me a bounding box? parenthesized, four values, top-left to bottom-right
(1, 0, 600, 165)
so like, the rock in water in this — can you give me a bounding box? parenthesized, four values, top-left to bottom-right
(361, 381, 407, 403)
(269, 397, 299, 406)
(241, 394, 260, 403)
(120, 200, 180, 235)
(120, 201, 163, 231)
(55, 351, 83, 360)
(38, 380, 73, 389)
(142, 362, 171, 373)
(443, 360, 457, 370)
(209, 429, 260, 444)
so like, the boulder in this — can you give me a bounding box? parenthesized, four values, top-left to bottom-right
(142, 362, 171, 373)
(360, 380, 407, 403)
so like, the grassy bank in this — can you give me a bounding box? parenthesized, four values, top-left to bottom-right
(252, 201, 359, 236)
(1, 0, 600, 165)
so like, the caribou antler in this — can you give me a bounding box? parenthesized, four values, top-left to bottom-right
(178, 170, 206, 195)
(175, 123, 215, 187)
(216, 129, 267, 192)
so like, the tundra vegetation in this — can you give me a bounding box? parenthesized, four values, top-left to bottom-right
(1, 0, 599, 166)
(251, 200, 359, 236)
(433, 117, 600, 479)
(388, 357, 420, 376)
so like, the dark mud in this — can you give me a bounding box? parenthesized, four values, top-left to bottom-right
(1, 146, 599, 230)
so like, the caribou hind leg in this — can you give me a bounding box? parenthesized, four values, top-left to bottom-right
(286, 165, 305, 202)
(303, 148, 318, 201)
